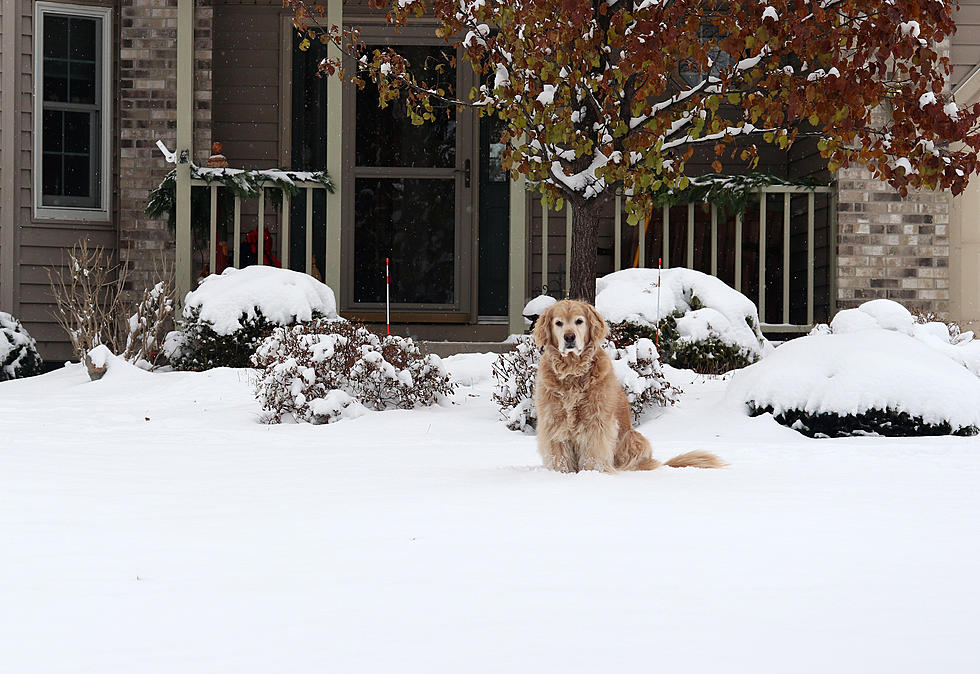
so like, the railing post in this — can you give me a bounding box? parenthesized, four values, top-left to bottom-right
(281, 189, 290, 269)
(257, 189, 265, 265)
(687, 202, 694, 269)
(807, 191, 815, 326)
(233, 195, 241, 268)
(209, 185, 217, 276)
(735, 212, 743, 292)
(710, 204, 718, 277)
(324, 0, 344, 297)
(783, 192, 791, 324)
(564, 203, 572, 297)
(541, 200, 549, 291)
(759, 189, 767, 323)
(305, 187, 313, 276)
(614, 194, 622, 272)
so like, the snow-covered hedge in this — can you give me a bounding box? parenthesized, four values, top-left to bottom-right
(168, 266, 340, 371)
(491, 335, 678, 432)
(728, 329, 980, 437)
(819, 299, 980, 376)
(595, 268, 771, 373)
(1, 311, 43, 382)
(252, 320, 456, 424)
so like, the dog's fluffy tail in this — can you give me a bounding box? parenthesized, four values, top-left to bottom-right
(663, 450, 727, 469)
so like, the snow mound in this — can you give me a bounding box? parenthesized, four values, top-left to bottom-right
(727, 330, 980, 436)
(308, 390, 369, 424)
(595, 267, 771, 360)
(183, 266, 339, 335)
(1, 311, 42, 381)
(444, 352, 496, 386)
(821, 299, 980, 376)
(522, 294, 557, 317)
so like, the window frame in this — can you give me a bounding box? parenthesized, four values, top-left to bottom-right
(33, 2, 112, 221)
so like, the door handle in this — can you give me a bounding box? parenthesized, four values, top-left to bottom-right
(456, 159, 471, 188)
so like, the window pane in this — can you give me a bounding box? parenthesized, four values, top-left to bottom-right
(68, 18, 97, 61)
(64, 112, 91, 154)
(64, 154, 91, 198)
(354, 177, 455, 304)
(69, 61, 96, 104)
(43, 16, 68, 59)
(42, 153, 63, 196)
(355, 45, 456, 168)
(43, 110, 63, 152)
(43, 59, 68, 102)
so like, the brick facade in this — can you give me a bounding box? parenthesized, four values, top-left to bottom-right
(835, 167, 950, 316)
(118, 0, 212, 294)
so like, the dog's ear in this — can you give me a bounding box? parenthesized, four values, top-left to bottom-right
(532, 304, 554, 348)
(585, 303, 609, 344)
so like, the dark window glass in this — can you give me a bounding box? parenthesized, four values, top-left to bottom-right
(355, 46, 456, 168)
(354, 177, 455, 304)
(41, 12, 101, 209)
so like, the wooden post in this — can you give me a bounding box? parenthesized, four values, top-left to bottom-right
(508, 174, 528, 335)
(175, 0, 194, 303)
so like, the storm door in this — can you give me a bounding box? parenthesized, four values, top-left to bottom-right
(345, 39, 474, 318)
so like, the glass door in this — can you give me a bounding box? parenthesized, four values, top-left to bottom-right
(346, 43, 473, 315)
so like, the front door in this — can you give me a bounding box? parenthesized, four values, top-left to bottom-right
(345, 39, 474, 319)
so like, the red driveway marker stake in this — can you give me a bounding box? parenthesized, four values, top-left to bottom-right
(386, 257, 391, 336)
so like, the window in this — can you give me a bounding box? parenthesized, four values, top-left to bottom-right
(34, 2, 111, 219)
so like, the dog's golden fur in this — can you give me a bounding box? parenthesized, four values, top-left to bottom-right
(532, 299, 726, 473)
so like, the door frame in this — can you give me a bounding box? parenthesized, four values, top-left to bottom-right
(340, 24, 478, 322)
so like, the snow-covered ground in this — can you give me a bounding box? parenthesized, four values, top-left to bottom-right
(2, 356, 979, 673)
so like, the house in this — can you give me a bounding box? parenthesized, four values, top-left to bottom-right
(1, 0, 978, 362)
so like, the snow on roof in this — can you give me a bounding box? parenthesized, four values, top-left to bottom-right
(183, 266, 339, 335)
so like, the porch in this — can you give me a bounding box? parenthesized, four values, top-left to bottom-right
(169, 0, 836, 338)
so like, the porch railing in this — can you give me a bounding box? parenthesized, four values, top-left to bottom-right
(189, 175, 331, 279)
(536, 185, 836, 331)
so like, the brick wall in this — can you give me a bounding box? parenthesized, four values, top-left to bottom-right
(834, 40, 952, 318)
(835, 167, 950, 315)
(118, 0, 212, 294)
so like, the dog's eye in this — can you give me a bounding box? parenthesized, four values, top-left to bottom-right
(554, 320, 563, 327)
(575, 318, 584, 325)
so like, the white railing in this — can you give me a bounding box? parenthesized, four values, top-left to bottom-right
(536, 185, 836, 330)
(189, 176, 331, 278)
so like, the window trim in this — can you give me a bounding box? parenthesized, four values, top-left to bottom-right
(33, 2, 112, 221)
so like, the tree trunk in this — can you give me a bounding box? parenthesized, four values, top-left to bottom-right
(567, 197, 604, 303)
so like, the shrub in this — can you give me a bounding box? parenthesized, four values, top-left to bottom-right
(596, 267, 769, 374)
(168, 266, 339, 371)
(491, 336, 678, 432)
(251, 320, 457, 424)
(0, 312, 43, 382)
(747, 403, 978, 438)
(608, 313, 755, 375)
(168, 305, 316, 371)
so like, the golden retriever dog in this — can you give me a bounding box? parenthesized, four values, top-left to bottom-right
(532, 299, 726, 473)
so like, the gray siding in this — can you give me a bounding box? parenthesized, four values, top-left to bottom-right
(953, 0, 980, 90)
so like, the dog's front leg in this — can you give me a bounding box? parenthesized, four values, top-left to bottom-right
(577, 425, 617, 473)
(541, 438, 577, 473)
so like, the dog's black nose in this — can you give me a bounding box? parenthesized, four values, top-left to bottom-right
(564, 334, 576, 344)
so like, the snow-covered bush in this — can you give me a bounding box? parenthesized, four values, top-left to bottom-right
(596, 268, 770, 374)
(0, 312, 43, 382)
(168, 266, 339, 371)
(728, 330, 980, 438)
(816, 299, 980, 377)
(251, 320, 456, 424)
(491, 335, 678, 432)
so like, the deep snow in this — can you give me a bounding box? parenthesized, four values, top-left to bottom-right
(2, 356, 979, 673)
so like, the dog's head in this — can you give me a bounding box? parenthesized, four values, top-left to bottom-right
(532, 299, 609, 356)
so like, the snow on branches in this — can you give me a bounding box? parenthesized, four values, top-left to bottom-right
(289, 0, 979, 199)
